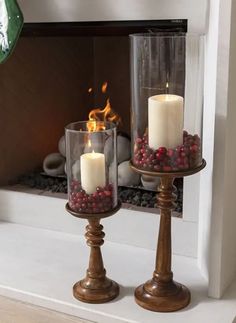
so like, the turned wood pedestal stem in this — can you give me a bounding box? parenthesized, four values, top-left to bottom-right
(131, 160, 206, 312)
(135, 177, 190, 312)
(66, 202, 121, 304)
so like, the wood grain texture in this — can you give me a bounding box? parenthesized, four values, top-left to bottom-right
(135, 176, 191, 312)
(0, 295, 93, 323)
(66, 203, 121, 303)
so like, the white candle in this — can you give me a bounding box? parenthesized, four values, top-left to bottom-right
(148, 94, 184, 149)
(80, 151, 106, 194)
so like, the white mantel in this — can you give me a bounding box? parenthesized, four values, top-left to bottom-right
(18, 0, 208, 33)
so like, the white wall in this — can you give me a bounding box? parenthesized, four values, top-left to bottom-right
(219, 0, 236, 295)
(198, 0, 219, 286)
(199, 0, 236, 298)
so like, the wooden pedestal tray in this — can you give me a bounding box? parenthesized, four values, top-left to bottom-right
(65, 201, 121, 304)
(130, 160, 206, 312)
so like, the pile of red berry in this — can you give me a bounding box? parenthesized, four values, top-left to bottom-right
(69, 181, 114, 214)
(133, 131, 201, 172)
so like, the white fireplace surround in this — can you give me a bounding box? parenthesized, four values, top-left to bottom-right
(0, 0, 235, 309)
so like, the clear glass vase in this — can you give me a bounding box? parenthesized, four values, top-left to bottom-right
(130, 33, 204, 172)
(65, 121, 117, 214)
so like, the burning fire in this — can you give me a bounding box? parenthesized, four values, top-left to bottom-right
(86, 82, 121, 132)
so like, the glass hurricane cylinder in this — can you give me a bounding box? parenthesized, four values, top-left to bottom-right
(65, 121, 117, 214)
(130, 33, 204, 173)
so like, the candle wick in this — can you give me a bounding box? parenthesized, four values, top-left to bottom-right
(166, 82, 169, 95)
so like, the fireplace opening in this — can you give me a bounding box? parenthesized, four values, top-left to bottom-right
(0, 20, 187, 216)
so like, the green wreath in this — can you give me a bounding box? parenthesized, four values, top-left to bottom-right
(0, 0, 23, 64)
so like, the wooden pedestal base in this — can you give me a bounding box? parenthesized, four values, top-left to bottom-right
(73, 277, 119, 304)
(131, 160, 206, 312)
(135, 281, 190, 312)
(66, 202, 121, 304)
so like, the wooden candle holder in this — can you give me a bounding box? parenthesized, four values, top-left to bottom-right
(65, 201, 121, 304)
(130, 160, 206, 312)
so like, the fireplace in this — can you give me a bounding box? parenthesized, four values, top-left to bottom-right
(0, 19, 187, 215)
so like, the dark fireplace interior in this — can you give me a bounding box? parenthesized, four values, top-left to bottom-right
(0, 20, 187, 215)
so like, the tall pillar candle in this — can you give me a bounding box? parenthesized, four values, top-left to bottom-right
(148, 94, 184, 149)
(80, 152, 106, 194)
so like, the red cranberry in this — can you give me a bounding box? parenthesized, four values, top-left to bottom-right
(156, 152, 164, 161)
(88, 196, 93, 202)
(167, 149, 174, 157)
(92, 193, 99, 200)
(176, 146, 181, 154)
(152, 159, 158, 165)
(99, 192, 105, 199)
(104, 190, 112, 197)
(154, 165, 161, 171)
(75, 192, 83, 199)
(136, 138, 143, 144)
(176, 157, 182, 165)
(158, 147, 167, 155)
(183, 157, 189, 164)
(163, 165, 172, 172)
(184, 145, 190, 155)
(149, 154, 154, 161)
(190, 144, 198, 153)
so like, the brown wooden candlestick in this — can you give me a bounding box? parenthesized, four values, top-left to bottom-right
(130, 160, 206, 312)
(66, 201, 121, 304)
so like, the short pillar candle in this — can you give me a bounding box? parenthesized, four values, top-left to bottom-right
(80, 151, 106, 194)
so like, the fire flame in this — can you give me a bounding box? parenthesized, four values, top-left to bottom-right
(86, 81, 121, 132)
(101, 81, 108, 93)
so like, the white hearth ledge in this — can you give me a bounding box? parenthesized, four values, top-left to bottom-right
(0, 222, 235, 323)
(0, 189, 198, 258)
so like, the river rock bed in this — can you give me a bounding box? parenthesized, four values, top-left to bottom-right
(16, 172, 183, 214)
